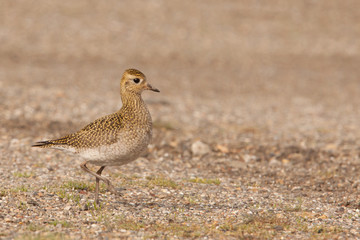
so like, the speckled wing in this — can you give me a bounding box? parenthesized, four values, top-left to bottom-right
(33, 112, 124, 149)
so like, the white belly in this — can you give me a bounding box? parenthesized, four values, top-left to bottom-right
(79, 130, 151, 166)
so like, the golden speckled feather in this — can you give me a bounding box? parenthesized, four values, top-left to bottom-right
(33, 112, 124, 149)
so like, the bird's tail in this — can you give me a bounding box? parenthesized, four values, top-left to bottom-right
(32, 140, 57, 148)
(32, 138, 68, 148)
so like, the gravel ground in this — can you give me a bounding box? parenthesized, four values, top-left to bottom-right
(1, 1, 360, 239)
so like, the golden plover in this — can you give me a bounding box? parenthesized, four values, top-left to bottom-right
(33, 69, 159, 204)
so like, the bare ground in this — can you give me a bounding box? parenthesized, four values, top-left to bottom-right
(1, 1, 360, 239)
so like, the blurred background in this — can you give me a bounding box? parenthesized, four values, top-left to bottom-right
(1, 0, 360, 166)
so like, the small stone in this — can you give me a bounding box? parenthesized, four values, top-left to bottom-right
(273, 225, 284, 231)
(57, 223, 62, 230)
(27, 199, 39, 206)
(269, 158, 280, 166)
(228, 160, 246, 169)
(64, 205, 71, 211)
(337, 207, 345, 213)
(242, 154, 257, 163)
(281, 158, 290, 164)
(169, 140, 178, 148)
(352, 180, 360, 188)
(287, 153, 303, 161)
(83, 204, 89, 211)
(215, 144, 229, 153)
(161, 189, 170, 194)
(291, 186, 302, 191)
(324, 143, 337, 151)
(191, 141, 210, 156)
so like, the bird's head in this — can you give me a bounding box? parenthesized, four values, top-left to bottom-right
(121, 69, 160, 95)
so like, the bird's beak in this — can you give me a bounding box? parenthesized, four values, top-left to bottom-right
(146, 83, 160, 92)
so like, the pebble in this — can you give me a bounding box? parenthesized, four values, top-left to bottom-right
(64, 205, 72, 211)
(191, 141, 210, 156)
(242, 154, 257, 163)
(291, 186, 302, 191)
(269, 158, 281, 166)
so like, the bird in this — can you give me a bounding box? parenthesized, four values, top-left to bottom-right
(32, 68, 159, 204)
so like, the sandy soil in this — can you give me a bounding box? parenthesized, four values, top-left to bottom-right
(1, 0, 360, 239)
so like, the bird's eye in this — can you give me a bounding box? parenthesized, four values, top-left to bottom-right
(133, 78, 140, 84)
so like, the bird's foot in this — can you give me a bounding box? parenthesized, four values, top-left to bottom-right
(106, 181, 120, 195)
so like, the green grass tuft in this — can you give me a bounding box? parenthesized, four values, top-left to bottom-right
(188, 177, 221, 185)
(13, 185, 29, 192)
(49, 220, 72, 228)
(145, 176, 179, 189)
(61, 180, 95, 191)
(15, 233, 64, 240)
(13, 172, 35, 178)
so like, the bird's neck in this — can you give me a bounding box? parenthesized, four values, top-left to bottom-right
(120, 92, 147, 113)
(119, 92, 152, 130)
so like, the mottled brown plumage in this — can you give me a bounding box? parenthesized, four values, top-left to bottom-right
(32, 112, 123, 148)
(32, 69, 159, 204)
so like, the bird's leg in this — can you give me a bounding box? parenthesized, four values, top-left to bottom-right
(80, 162, 117, 196)
(95, 166, 105, 204)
